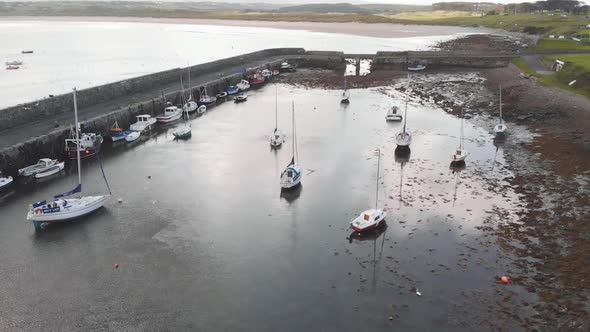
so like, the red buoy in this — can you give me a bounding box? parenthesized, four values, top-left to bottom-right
(114, 263, 119, 269)
(501, 276, 509, 284)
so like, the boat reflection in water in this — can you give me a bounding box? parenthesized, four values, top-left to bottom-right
(280, 184, 302, 203)
(348, 223, 387, 295)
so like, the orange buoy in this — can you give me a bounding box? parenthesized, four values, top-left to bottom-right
(501, 276, 509, 284)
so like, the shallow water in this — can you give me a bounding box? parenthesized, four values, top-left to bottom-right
(0, 20, 481, 108)
(0, 82, 527, 330)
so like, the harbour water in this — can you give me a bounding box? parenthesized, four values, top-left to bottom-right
(0, 83, 525, 330)
(0, 19, 484, 108)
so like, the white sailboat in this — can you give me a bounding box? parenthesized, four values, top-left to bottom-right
(26, 88, 111, 231)
(351, 149, 387, 232)
(341, 76, 350, 103)
(395, 86, 412, 148)
(270, 86, 285, 148)
(280, 102, 302, 190)
(183, 67, 198, 113)
(494, 85, 507, 138)
(451, 109, 469, 164)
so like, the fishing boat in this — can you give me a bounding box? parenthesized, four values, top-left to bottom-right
(64, 130, 103, 160)
(280, 102, 302, 190)
(130, 114, 156, 132)
(34, 161, 65, 179)
(351, 149, 387, 233)
(408, 64, 426, 71)
(110, 121, 126, 142)
(0, 172, 14, 190)
(6, 61, 22, 66)
(261, 69, 273, 79)
(18, 159, 60, 177)
(249, 72, 265, 87)
(226, 85, 240, 95)
(386, 106, 403, 121)
(494, 85, 507, 138)
(234, 93, 248, 103)
(270, 86, 285, 148)
(198, 88, 217, 106)
(216, 91, 228, 99)
(124, 131, 140, 142)
(6, 65, 19, 70)
(395, 85, 412, 148)
(27, 88, 111, 231)
(237, 79, 250, 91)
(451, 109, 469, 164)
(341, 76, 350, 104)
(157, 104, 182, 123)
(21, 50, 34, 54)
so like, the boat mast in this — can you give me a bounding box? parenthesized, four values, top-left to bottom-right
(460, 109, 465, 150)
(375, 149, 380, 210)
(73, 88, 82, 190)
(403, 73, 409, 134)
(275, 85, 278, 130)
(499, 84, 503, 122)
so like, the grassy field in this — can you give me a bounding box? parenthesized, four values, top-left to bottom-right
(536, 38, 590, 51)
(512, 57, 540, 76)
(378, 10, 479, 21)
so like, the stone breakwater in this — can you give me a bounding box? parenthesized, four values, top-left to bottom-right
(0, 49, 513, 175)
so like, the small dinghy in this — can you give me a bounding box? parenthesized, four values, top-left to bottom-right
(351, 149, 387, 233)
(386, 106, 403, 121)
(173, 124, 191, 139)
(6, 65, 19, 70)
(157, 104, 182, 123)
(280, 102, 302, 190)
(18, 159, 60, 177)
(34, 161, 65, 179)
(125, 131, 141, 143)
(130, 114, 156, 132)
(494, 85, 507, 138)
(237, 79, 250, 91)
(6, 61, 23, 66)
(226, 85, 240, 95)
(197, 105, 207, 114)
(0, 172, 14, 190)
(235, 93, 248, 103)
(110, 121, 126, 142)
(216, 92, 228, 99)
(408, 64, 426, 71)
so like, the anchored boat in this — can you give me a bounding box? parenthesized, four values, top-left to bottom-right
(395, 82, 412, 148)
(341, 76, 350, 103)
(110, 121, 126, 142)
(451, 109, 469, 164)
(0, 172, 14, 190)
(64, 130, 103, 160)
(494, 85, 507, 138)
(408, 64, 426, 71)
(270, 86, 285, 148)
(386, 106, 403, 122)
(130, 114, 156, 132)
(226, 85, 240, 95)
(351, 149, 387, 233)
(157, 104, 182, 123)
(198, 88, 217, 106)
(18, 159, 61, 177)
(26, 88, 111, 231)
(237, 79, 250, 91)
(280, 102, 302, 190)
(34, 161, 65, 179)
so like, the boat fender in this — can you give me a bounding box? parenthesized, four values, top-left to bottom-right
(34, 208, 42, 214)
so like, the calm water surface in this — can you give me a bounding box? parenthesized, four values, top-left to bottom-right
(0, 20, 479, 108)
(0, 83, 523, 330)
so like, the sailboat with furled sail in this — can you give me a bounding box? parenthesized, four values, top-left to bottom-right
(395, 75, 412, 150)
(350, 149, 387, 233)
(270, 86, 285, 148)
(26, 88, 111, 231)
(280, 101, 302, 190)
(494, 85, 507, 138)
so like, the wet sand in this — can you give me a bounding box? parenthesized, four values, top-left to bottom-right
(0, 16, 490, 38)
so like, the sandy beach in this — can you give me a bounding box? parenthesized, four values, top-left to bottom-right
(0, 16, 489, 38)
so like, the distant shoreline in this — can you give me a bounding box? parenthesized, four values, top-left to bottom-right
(0, 16, 488, 38)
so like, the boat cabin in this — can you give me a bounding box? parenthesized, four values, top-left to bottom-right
(136, 115, 152, 122)
(164, 106, 178, 114)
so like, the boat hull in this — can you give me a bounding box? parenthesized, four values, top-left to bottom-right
(34, 162, 65, 179)
(125, 131, 141, 142)
(281, 165, 302, 189)
(351, 209, 387, 232)
(395, 132, 412, 147)
(66, 147, 100, 160)
(27, 195, 109, 224)
(156, 113, 182, 123)
(386, 115, 403, 122)
(0, 176, 14, 190)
